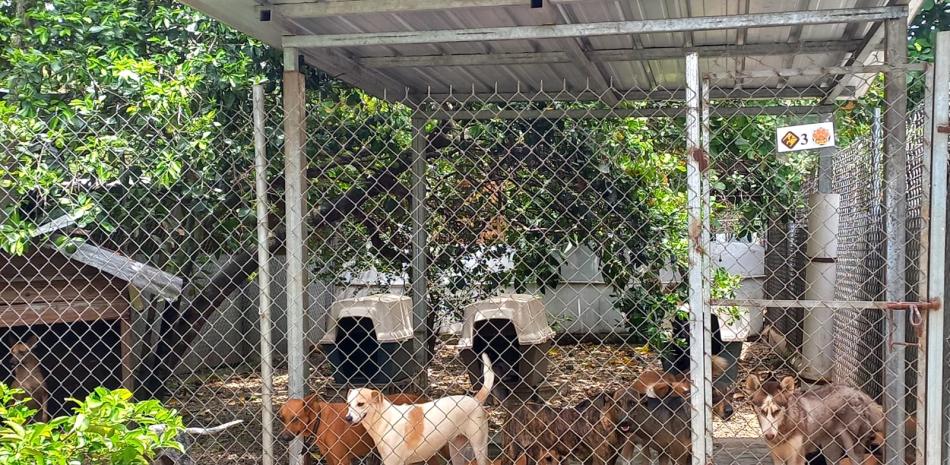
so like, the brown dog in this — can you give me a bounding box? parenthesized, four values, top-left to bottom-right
(279, 392, 445, 465)
(9, 335, 48, 422)
(617, 355, 734, 465)
(503, 391, 622, 465)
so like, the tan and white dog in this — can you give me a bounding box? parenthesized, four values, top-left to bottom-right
(346, 353, 495, 465)
(746, 375, 882, 465)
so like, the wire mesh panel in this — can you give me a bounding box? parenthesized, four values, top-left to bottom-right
(0, 48, 936, 465)
(704, 55, 929, 465)
(0, 79, 266, 462)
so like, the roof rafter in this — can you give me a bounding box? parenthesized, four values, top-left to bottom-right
(359, 40, 865, 69)
(823, 0, 925, 102)
(265, 0, 593, 19)
(282, 6, 906, 49)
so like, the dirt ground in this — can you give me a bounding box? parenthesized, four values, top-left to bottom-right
(166, 338, 793, 465)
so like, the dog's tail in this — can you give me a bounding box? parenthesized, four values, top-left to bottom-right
(474, 353, 495, 404)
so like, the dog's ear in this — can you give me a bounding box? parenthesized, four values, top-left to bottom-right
(671, 380, 691, 398)
(370, 390, 384, 405)
(514, 454, 527, 465)
(304, 395, 322, 423)
(780, 376, 796, 393)
(710, 355, 728, 379)
(744, 375, 761, 392)
(651, 381, 671, 398)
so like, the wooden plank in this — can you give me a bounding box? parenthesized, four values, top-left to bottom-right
(924, 31, 950, 465)
(0, 299, 127, 327)
(283, 60, 308, 401)
(0, 251, 88, 283)
(362, 40, 865, 69)
(120, 318, 134, 391)
(268, 0, 592, 18)
(54, 242, 183, 302)
(283, 6, 906, 49)
(0, 279, 122, 305)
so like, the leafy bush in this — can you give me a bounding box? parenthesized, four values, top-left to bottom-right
(0, 384, 184, 465)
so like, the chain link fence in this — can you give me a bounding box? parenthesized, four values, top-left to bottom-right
(1, 55, 940, 465)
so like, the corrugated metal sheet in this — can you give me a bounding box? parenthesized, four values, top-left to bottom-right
(183, 0, 913, 101)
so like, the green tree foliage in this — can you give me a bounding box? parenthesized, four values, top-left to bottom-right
(0, 0, 281, 263)
(0, 385, 183, 465)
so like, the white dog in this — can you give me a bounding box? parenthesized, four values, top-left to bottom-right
(346, 353, 495, 465)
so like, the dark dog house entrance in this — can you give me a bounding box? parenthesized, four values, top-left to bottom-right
(327, 316, 382, 383)
(320, 294, 419, 386)
(459, 294, 555, 404)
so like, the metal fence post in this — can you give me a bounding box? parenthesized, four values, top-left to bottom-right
(883, 18, 908, 465)
(685, 52, 711, 465)
(410, 114, 429, 386)
(283, 47, 308, 465)
(253, 84, 275, 465)
(700, 79, 714, 457)
(926, 30, 949, 465)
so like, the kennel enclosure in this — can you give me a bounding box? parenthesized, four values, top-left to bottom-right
(104, 1, 950, 465)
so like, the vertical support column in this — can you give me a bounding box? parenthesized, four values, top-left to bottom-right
(818, 113, 835, 195)
(700, 79, 714, 457)
(926, 31, 949, 465)
(410, 114, 429, 387)
(283, 47, 308, 465)
(802, 113, 839, 383)
(883, 18, 908, 465)
(254, 84, 275, 465)
(685, 52, 711, 465)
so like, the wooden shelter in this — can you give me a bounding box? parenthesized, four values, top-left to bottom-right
(0, 222, 182, 415)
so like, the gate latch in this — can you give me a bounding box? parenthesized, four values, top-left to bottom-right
(884, 299, 940, 345)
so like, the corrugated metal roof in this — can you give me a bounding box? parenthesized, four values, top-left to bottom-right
(182, 0, 921, 102)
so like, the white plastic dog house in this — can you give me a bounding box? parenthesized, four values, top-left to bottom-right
(319, 294, 419, 384)
(458, 294, 555, 402)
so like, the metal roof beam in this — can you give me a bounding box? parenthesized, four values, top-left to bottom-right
(267, 9, 410, 100)
(823, 0, 923, 102)
(427, 105, 836, 121)
(545, 4, 619, 105)
(360, 40, 865, 68)
(282, 6, 906, 49)
(267, 0, 592, 19)
(415, 86, 845, 103)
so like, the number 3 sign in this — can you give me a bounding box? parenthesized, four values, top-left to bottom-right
(776, 122, 836, 153)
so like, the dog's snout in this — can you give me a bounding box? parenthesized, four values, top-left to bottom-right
(723, 403, 735, 419)
(278, 431, 294, 442)
(345, 414, 353, 423)
(764, 432, 775, 441)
